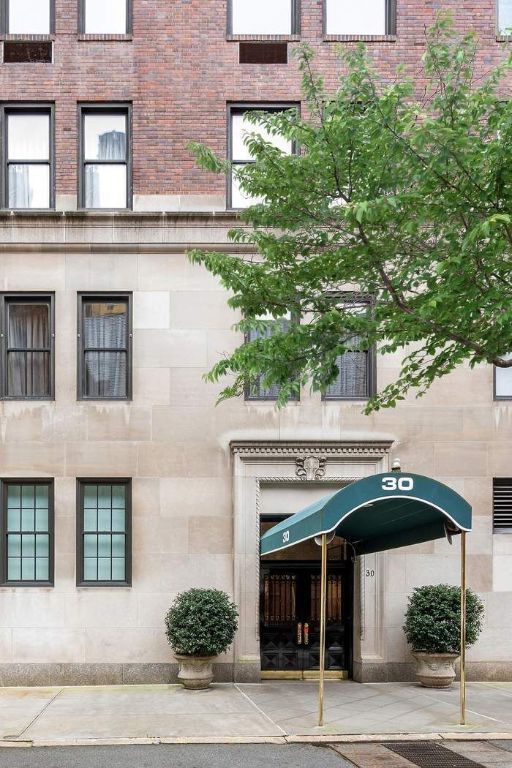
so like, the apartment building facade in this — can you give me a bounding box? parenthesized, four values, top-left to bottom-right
(0, 0, 511, 686)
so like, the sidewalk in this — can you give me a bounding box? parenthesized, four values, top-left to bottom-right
(1, 680, 512, 747)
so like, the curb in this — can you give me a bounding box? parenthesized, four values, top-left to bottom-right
(1, 732, 512, 748)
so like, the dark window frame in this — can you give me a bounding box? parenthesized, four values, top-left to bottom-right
(76, 478, 132, 587)
(322, 293, 376, 402)
(78, 0, 132, 35)
(493, 361, 512, 400)
(1, 0, 55, 34)
(0, 103, 55, 211)
(77, 291, 133, 401)
(78, 103, 132, 210)
(0, 292, 55, 400)
(493, 477, 512, 533)
(0, 478, 54, 587)
(244, 314, 300, 402)
(227, 0, 300, 36)
(227, 102, 299, 210)
(323, 0, 396, 36)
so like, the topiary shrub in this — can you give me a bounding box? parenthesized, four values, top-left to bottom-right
(403, 584, 484, 654)
(165, 588, 239, 657)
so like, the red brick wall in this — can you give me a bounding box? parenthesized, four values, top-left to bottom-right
(0, 0, 510, 199)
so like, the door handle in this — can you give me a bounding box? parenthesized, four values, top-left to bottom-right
(297, 622, 303, 645)
(304, 622, 309, 646)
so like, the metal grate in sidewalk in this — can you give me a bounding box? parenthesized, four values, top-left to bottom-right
(384, 742, 484, 768)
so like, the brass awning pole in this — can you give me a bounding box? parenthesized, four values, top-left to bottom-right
(460, 530, 467, 726)
(318, 533, 327, 727)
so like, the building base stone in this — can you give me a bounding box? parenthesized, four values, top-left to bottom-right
(353, 660, 512, 683)
(0, 663, 236, 687)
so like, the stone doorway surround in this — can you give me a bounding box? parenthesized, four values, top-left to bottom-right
(230, 440, 393, 683)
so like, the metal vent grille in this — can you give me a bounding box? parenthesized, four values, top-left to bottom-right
(3, 41, 52, 63)
(239, 42, 288, 64)
(384, 742, 483, 767)
(493, 478, 512, 531)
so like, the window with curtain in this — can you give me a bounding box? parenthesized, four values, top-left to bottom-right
(494, 353, 512, 398)
(325, 0, 389, 35)
(78, 294, 131, 400)
(499, 0, 512, 34)
(82, 0, 129, 33)
(1, 481, 53, 586)
(5, 0, 51, 33)
(0, 294, 53, 399)
(229, 106, 294, 209)
(245, 316, 299, 400)
(77, 480, 131, 585)
(323, 297, 374, 400)
(80, 107, 130, 209)
(4, 107, 52, 209)
(230, 0, 294, 35)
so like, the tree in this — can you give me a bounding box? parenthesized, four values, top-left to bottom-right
(189, 14, 512, 412)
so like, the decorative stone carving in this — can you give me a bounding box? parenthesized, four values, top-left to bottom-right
(295, 455, 326, 481)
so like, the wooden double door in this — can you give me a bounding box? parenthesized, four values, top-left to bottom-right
(260, 563, 352, 677)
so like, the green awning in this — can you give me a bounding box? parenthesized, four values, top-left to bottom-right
(260, 472, 472, 556)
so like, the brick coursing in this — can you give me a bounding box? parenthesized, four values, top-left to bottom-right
(0, 0, 509, 200)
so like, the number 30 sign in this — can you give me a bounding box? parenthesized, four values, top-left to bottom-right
(381, 476, 414, 491)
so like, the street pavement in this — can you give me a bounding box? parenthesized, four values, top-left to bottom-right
(0, 744, 352, 768)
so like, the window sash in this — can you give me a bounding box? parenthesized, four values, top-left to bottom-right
(82, 0, 129, 34)
(325, 0, 390, 35)
(230, 0, 295, 35)
(498, 0, 512, 34)
(78, 294, 132, 400)
(0, 295, 54, 399)
(3, 107, 53, 210)
(77, 480, 131, 586)
(6, 0, 52, 34)
(79, 107, 130, 210)
(244, 316, 299, 401)
(1, 480, 53, 586)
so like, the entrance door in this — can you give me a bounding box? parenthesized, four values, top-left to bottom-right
(260, 564, 351, 677)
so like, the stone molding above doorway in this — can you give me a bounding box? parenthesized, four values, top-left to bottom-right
(230, 439, 393, 684)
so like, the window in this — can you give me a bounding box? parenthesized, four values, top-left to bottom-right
(2, 105, 53, 210)
(3, 0, 52, 34)
(79, 106, 130, 209)
(495, 353, 512, 398)
(229, 0, 296, 35)
(78, 293, 132, 400)
(325, 0, 394, 36)
(0, 293, 54, 399)
(245, 315, 299, 401)
(1, 480, 53, 586)
(229, 105, 294, 209)
(77, 480, 131, 586)
(81, 0, 130, 34)
(493, 478, 512, 532)
(323, 296, 375, 400)
(498, 0, 512, 34)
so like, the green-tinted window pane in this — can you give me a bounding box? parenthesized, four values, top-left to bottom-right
(98, 558, 111, 580)
(98, 534, 111, 557)
(84, 485, 97, 508)
(22, 534, 35, 557)
(112, 534, 125, 557)
(112, 558, 125, 580)
(98, 485, 111, 509)
(7, 486, 21, 508)
(35, 558, 49, 580)
(7, 534, 21, 557)
(22, 485, 35, 508)
(35, 508, 48, 532)
(36, 534, 49, 557)
(111, 508, 125, 532)
(21, 508, 34, 531)
(84, 508, 97, 531)
(98, 508, 111, 531)
(7, 508, 20, 531)
(7, 558, 21, 580)
(84, 534, 97, 557)
(84, 558, 97, 580)
(112, 485, 125, 508)
(35, 485, 48, 508)
(21, 559, 35, 580)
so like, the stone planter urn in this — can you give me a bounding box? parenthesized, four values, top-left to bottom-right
(412, 652, 459, 688)
(175, 654, 216, 690)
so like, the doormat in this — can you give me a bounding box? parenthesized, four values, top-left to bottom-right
(384, 742, 483, 768)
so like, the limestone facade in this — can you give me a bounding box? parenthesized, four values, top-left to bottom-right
(0, 213, 510, 685)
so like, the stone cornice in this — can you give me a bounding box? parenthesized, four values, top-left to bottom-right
(230, 439, 393, 458)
